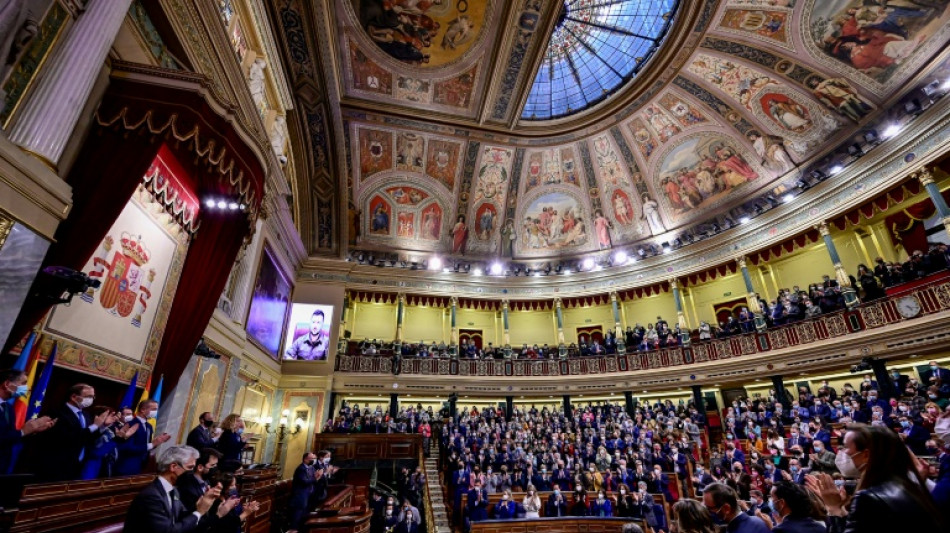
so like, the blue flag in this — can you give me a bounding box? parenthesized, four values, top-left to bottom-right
(12, 332, 36, 371)
(120, 371, 139, 410)
(153, 374, 164, 406)
(26, 342, 57, 421)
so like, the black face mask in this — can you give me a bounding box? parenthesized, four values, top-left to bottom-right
(203, 419, 215, 428)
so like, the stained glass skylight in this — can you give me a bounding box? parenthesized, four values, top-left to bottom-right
(521, 0, 678, 121)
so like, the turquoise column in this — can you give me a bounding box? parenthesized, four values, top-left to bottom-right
(917, 168, 950, 236)
(610, 292, 626, 353)
(817, 222, 859, 309)
(394, 293, 405, 350)
(554, 298, 567, 358)
(670, 279, 691, 345)
(736, 257, 767, 332)
(502, 300, 512, 358)
(449, 296, 458, 358)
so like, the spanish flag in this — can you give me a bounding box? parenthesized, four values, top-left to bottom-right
(12, 333, 41, 430)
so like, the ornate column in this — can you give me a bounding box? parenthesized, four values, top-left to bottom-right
(502, 299, 512, 358)
(338, 291, 350, 354)
(736, 256, 767, 331)
(394, 293, 406, 349)
(449, 296, 459, 352)
(610, 291, 625, 353)
(554, 298, 567, 357)
(9, 0, 136, 166)
(916, 168, 950, 238)
(816, 221, 859, 308)
(669, 279, 691, 346)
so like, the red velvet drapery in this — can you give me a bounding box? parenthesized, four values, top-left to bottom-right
(884, 189, 950, 254)
(4, 69, 265, 400)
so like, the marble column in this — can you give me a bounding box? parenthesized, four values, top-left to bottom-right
(554, 298, 566, 357)
(502, 299, 511, 358)
(449, 295, 459, 347)
(610, 291, 625, 353)
(394, 293, 406, 348)
(816, 221, 859, 308)
(736, 256, 767, 331)
(916, 168, 950, 238)
(9, 0, 136, 166)
(338, 291, 350, 354)
(669, 279, 691, 345)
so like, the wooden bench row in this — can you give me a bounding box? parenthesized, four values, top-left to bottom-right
(470, 516, 653, 533)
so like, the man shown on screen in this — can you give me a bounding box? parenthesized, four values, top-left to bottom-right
(286, 309, 329, 361)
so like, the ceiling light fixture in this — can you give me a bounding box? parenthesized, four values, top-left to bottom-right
(581, 258, 595, 271)
(490, 262, 504, 276)
(882, 123, 902, 139)
(783, 193, 795, 203)
(829, 165, 844, 175)
(472, 268, 482, 276)
(216, 200, 227, 209)
(613, 251, 628, 264)
(428, 256, 443, 271)
(739, 215, 750, 224)
(205, 199, 216, 209)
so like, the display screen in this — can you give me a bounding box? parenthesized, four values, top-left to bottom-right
(283, 303, 334, 361)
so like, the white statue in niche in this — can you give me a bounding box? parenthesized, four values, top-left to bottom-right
(641, 194, 665, 235)
(248, 57, 266, 110)
(270, 114, 288, 161)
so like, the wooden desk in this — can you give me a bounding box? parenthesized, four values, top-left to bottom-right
(311, 434, 422, 461)
(304, 508, 373, 533)
(470, 517, 651, 533)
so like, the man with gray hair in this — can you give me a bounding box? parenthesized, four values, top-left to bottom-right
(621, 523, 643, 533)
(123, 445, 234, 532)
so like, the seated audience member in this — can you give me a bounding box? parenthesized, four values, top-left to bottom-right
(589, 490, 612, 517)
(178, 448, 223, 513)
(216, 414, 248, 463)
(805, 424, 944, 533)
(205, 470, 261, 533)
(0, 369, 54, 474)
(769, 481, 824, 533)
(123, 445, 225, 533)
(546, 487, 568, 517)
(186, 412, 221, 450)
(494, 490, 518, 519)
(523, 485, 541, 518)
(672, 499, 717, 533)
(37, 382, 116, 481)
(117, 399, 171, 476)
(703, 483, 770, 533)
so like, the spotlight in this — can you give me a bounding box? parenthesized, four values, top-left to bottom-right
(472, 268, 483, 276)
(922, 79, 941, 96)
(903, 99, 922, 115)
(239, 204, 247, 211)
(829, 165, 844, 175)
(563, 269, 572, 275)
(613, 251, 628, 264)
(490, 262, 504, 276)
(463, 264, 471, 273)
(672, 238, 682, 248)
(581, 258, 595, 271)
(216, 200, 227, 209)
(847, 144, 863, 157)
(205, 199, 216, 208)
(783, 193, 795, 203)
(661, 242, 672, 253)
(637, 246, 647, 257)
(534, 271, 542, 277)
(428, 256, 443, 271)
(795, 180, 808, 190)
(882, 124, 902, 139)
(739, 215, 750, 224)
(943, 78, 950, 91)
(228, 202, 239, 210)
(863, 131, 878, 144)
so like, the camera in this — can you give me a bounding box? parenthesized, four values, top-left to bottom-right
(36, 266, 101, 305)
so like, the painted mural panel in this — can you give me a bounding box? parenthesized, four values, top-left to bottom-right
(420, 203, 443, 240)
(358, 128, 393, 178)
(386, 186, 429, 205)
(466, 145, 513, 255)
(363, 183, 448, 249)
(719, 7, 791, 48)
(519, 191, 588, 253)
(655, 134, 760, 222)
(433, 66, 477, 108)
(629, 117, 660, 160)
(395, 76, 432, 103)
(351, 0, 489, 67)
(524, 147, 580, 194)
(807, 0, 950, 88)
(658, 92, 709, 128)
(425, 139, 461, 190)
(396, 132, 425, 172)
(368, 195, 392, 235)
(589, 134, 648, 239)
(350, 43, 393, 94)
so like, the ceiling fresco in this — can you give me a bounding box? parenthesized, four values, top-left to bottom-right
(268, 0, 950, 260)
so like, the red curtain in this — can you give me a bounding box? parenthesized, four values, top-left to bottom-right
(2, 127, 163, 354)
(884, 188, 950, 254)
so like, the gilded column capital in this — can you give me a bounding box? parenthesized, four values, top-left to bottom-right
(449, 296, 459, 307)
(554, 297, 563, 308)
(502, 299, 509, 310)
(916, 167, 936, 186)
(669, 278, 679, 290)
(815, 221, 831, 236)
(610, 291, 619, 302)
(735, 256, 747, 269)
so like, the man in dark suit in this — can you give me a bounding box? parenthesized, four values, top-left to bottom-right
(0, 369, 54, 474)
(288, 452, 320, 533)
(467, 481, 489, 523)
(123, 445, 228, 533)
(546, 488, 568, 517)
(116, 399, 171, 476)
(35, 383, 115, 481)
(769, 481, 825, 533)
(176, 447, 222, 513)
(899, 416, 931, 455)
(185, 412, 219, 451)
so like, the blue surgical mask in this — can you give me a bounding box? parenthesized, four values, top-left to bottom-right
(236, 428, 244, 435)
(900, 421, 909, 428)
(13, 385, 28, 398)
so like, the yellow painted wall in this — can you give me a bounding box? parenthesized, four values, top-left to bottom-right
(563, 304, 614, 342)
(351, 302, 397, 341)
(403, 306, 446, 344)
(684, 274, 749, 326)
(456, 308, 501, 346)
(769, 244, 833, 294)
(621, 293, 677, 328)
(508, 309, 557, 346)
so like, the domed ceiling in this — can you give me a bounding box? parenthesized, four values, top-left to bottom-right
(270, 0, 950, 262)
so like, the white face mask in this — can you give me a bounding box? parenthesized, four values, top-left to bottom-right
(123, 415, 134, 423)
(835, 450, 861, 478)
(79, 397, 93, 409)
(148, 410, 158, 419)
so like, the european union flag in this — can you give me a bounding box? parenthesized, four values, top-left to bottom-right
(26, 342, 57, 421)
(120, 371, 139, 410)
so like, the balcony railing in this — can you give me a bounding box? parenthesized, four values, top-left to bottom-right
(335, 276, 950, 377)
